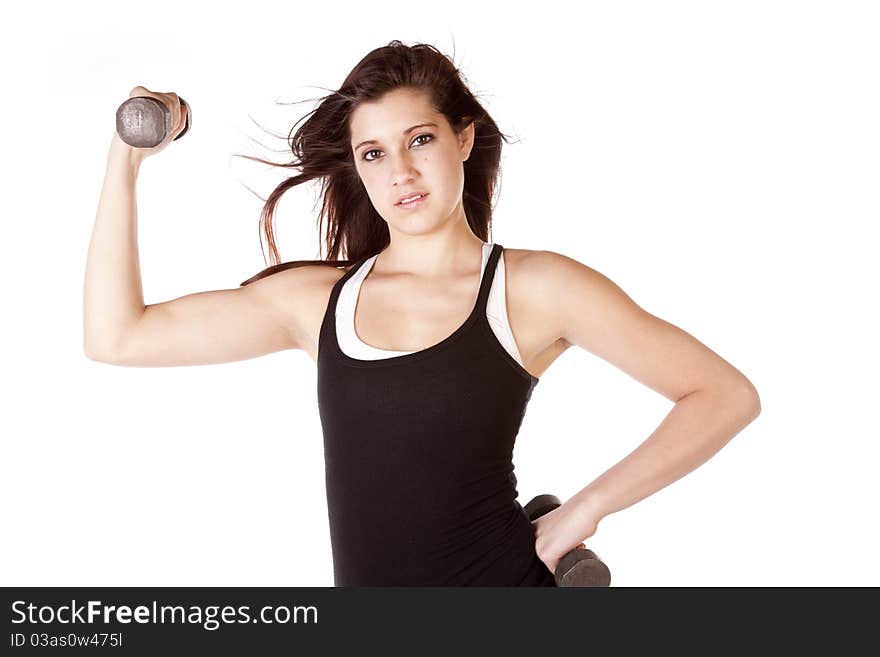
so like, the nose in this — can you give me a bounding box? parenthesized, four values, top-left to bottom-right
(390, 153, 419, 187)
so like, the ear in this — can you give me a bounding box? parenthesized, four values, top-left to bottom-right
(459, 118, 475, 162)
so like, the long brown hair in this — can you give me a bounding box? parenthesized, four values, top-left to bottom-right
(237, 40, 514, 287)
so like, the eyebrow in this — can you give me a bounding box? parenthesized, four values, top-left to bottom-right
(353, 123, 439, 153)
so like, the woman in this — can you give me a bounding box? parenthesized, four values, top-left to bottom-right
(84, 41, 761, 586)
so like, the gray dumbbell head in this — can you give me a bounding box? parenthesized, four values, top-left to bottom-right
(115, 96, 190, 148)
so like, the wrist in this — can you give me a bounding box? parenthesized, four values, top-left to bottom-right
(571, 484, 608, 525)
(108, 133, 142, 175)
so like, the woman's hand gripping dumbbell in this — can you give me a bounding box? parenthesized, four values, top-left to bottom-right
(524, 493, 611, 587)
(115, 86, 191, 157)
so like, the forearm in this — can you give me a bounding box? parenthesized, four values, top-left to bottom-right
(571, 384, 761, 523)
(83, 133, 146, 359)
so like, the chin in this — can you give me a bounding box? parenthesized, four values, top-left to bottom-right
(390, 217, 443, 235)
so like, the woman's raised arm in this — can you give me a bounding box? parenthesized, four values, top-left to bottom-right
(83, 88, 313, 367)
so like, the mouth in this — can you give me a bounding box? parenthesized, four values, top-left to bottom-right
(396, 192, 429, 209)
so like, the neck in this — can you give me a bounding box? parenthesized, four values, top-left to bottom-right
(377, 207, 487, 280)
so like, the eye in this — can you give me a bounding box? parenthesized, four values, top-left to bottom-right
(411, 133, 433, 147)
(362, 133, 434, 162)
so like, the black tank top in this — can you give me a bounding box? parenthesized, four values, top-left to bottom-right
(316, 243, 555, 586)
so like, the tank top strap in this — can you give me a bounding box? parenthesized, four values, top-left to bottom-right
(475, 242, 504, 317)
(324, 252, 374, 323)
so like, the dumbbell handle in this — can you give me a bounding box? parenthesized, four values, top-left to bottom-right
(115, 95, 191, 148)
(523, 493, 611, 587)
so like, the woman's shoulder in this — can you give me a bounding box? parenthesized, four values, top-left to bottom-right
(502, 245, 591, 278)
(239, 257, 355, 287)
(501, 245, 597, 322)
(237, 259, 358, 361)
(239, 257, 356, 315)
(499, 246, 561, 315)
(500, 246, 537, 266)
(500, 246, 571, 281)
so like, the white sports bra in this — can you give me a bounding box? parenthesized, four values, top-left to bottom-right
(335, 241, 525, 366)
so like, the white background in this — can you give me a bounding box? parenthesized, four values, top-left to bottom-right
(2, 0, 877, 587)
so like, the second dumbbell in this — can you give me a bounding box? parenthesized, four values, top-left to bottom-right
(524, 493, 612, 587)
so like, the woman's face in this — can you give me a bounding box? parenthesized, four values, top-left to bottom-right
(349, 87, 474, 236)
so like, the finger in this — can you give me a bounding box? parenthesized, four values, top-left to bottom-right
(167, 92, 181, 133)
(176, 100, 187, 137)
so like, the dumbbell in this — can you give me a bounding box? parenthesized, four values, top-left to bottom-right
(524, 493, 611, 587)
(115, 95, 191, 148)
